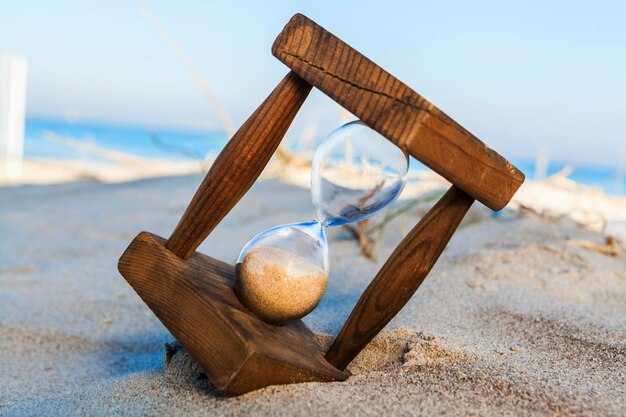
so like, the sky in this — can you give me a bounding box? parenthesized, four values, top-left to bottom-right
(0, 0, 625, 168)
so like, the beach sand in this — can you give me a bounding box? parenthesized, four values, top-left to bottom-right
(1, 175, 625, 416)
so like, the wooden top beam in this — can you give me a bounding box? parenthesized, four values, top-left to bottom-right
(272, 14, 524, 211)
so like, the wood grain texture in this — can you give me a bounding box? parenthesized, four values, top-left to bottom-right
(325, 186, 475, 370)
(273, 14, 524, 211)
(118, 232, 348, 395)
(166, 71, 312, 259)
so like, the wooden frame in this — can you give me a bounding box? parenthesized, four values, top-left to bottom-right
(118, 14, 524, 395)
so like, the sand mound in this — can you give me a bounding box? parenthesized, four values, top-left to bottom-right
(162, 328, 474, 384)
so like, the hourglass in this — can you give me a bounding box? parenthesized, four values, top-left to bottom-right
(235, 121, 409, 324)
(118, 14, 524, 396)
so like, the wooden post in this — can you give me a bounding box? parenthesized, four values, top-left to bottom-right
(326, 186, 475, 370)
(0, 53, 27, 179)
(165, 71, 312, 259)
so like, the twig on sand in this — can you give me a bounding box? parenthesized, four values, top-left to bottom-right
(275, 146, 311, 168)
(42, 131, 146, 168)
(344, 192, 445, 260)
(566, 236, 620, 257)
(367, 193, 443, 236)
(343, 220, 373, 259)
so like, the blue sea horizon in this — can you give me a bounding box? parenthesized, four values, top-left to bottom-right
(23, 117, 625, 196)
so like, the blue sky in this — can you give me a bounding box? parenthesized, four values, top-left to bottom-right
(1, 0, 625, 167)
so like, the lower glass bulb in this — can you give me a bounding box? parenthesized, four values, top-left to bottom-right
(235, 221, 328, 324)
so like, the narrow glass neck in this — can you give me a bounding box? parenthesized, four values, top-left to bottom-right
(314, 215, 330, 229)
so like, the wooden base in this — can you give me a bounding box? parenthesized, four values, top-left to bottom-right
(118, 232, 348, 395)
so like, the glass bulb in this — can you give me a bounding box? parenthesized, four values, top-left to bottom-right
(235, 221, 328, 324)
(311, 120, 409, 227)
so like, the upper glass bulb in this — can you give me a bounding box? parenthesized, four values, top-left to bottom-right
(311, 120, 409, 227)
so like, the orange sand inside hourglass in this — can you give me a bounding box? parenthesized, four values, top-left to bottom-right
(235, 246, 328, 324)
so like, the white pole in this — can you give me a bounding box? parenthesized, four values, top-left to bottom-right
(534, 146, 550, 180)
(617, 143, 626, 194)
(0, 53, 28, 179)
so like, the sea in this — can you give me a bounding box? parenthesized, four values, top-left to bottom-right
(22, 118, 626, 196)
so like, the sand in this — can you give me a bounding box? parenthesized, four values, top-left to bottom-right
(1, 175, 625, 416)
(236, 245, 328, 324)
